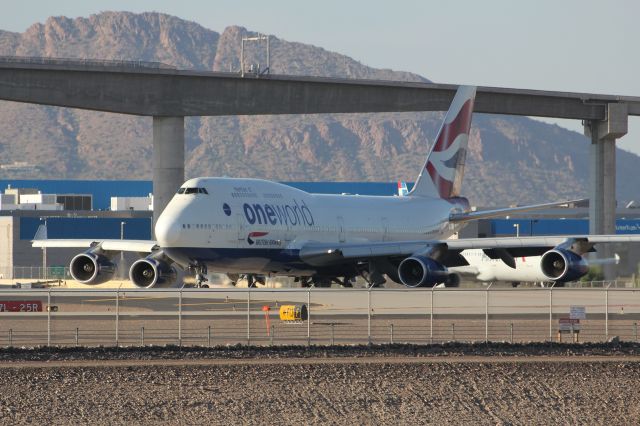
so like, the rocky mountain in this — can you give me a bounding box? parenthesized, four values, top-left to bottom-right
(0, 11, 637, 206)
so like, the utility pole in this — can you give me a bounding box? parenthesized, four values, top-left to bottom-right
(120, 221, 126, 279)
(41, 218, 47, 279)
(241, 34, 270, 77)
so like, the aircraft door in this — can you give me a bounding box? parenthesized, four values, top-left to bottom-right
(284, 222, 294, 244)
(381, 217, 389, 241)
(236, 214, 245, 243)
(337, 216, 345, 243)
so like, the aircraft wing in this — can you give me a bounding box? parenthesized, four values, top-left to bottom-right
(449, 199, 585, 223)
(32, 239, 158, 252)
(447, 265, 480, 276)
(299, 235, 640, 267)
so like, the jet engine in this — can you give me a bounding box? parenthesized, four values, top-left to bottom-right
(69, 252, 116, 285)
(129, 258, 181, 289)
(540, 248, 588, 282)
(397, 256, 449, 288)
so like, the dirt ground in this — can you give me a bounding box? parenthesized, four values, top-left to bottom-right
(0, 352, 639, 425)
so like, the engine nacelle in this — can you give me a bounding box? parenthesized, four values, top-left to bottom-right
(398, 256, 449, 288)
(69, 253, 116, 285)
(540, 248, 588, 282)
(129, 258, 181, 289)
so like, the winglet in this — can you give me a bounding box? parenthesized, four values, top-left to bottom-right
(397, 181, 408, 197)
(33, 223, 47, 241)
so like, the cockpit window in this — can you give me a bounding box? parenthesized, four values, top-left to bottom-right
(178, 187, 209, 195)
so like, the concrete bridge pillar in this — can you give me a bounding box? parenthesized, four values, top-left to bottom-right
(585, 103, 628, 279)
(152, 116, 185, 232)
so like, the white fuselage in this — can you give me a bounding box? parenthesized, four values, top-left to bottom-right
(155, 177, 466, 274)
(452, 249, 547, 283)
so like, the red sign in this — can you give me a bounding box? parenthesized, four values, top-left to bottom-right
(0, 301, 43, 312)
(559, 317, 581, 332)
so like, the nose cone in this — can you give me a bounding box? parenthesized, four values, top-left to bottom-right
(155, 211, 180, 246)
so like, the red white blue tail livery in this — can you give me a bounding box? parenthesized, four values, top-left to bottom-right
(411, 86, 475, 199)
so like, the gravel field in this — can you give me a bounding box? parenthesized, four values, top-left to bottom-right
(1, 343, 639, 424)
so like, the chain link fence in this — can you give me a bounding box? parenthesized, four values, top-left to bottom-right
(0, 267, 71, 280)
(0, 286, 638, 347)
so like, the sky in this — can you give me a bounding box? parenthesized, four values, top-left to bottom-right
(2, 0, 640, 154)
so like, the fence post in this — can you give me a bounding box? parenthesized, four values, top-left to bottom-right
(549, 283, 556, 341)
(451, 323, 455, 341)
(331, 323, 335, 346)
(367, 288, 372, 345)
(115, 289, 119, 346)
(510, 323, 513, 344)
(307, 288, 311, 346)
(8, 329, 12, 347)
(75, 328, 79, 347)
(208, 325, 212, 347)
(47, 289, 51, 346)
(178, 289, 183, 347)
(430, 287, 435, 344)
(634, 323, 638, 342)
(247, 289, 251, 346)
(390, 323, 394, 344)
(485, 283, 492, 343)
(141, 326, 144, 346)
(270, 325, 274, 346)
(605, 283, 611, 341)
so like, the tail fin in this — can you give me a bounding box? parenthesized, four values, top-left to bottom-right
(409, 85, 476, 198)
(397, 181, 408, 197)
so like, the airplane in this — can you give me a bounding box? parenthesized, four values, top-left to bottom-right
(393, 183, 622, 287)
(33, 85, 640, 289)
(448, 250, 620, 287)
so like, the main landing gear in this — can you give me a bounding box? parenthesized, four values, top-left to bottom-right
(226, 274, 265, 288)
(193, 264, 209, 288)
(296, 276, 355, 288)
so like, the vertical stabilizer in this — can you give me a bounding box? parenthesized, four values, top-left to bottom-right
(397, 181, 408, 196)
(409, 85, 476, 198)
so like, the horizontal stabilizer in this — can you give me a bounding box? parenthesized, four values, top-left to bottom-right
(449, 199, 585, 223)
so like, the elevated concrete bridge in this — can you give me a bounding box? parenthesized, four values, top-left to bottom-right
(0, 57, 639, 266)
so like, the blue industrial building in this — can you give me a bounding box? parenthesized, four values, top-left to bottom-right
(0, 180, 402, 211)
(491, 219, 640, 236)
(3, 180, 640, 240)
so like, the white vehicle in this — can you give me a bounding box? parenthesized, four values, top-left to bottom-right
(449, 250, 620, 287)
(33, 86, 640, 288)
